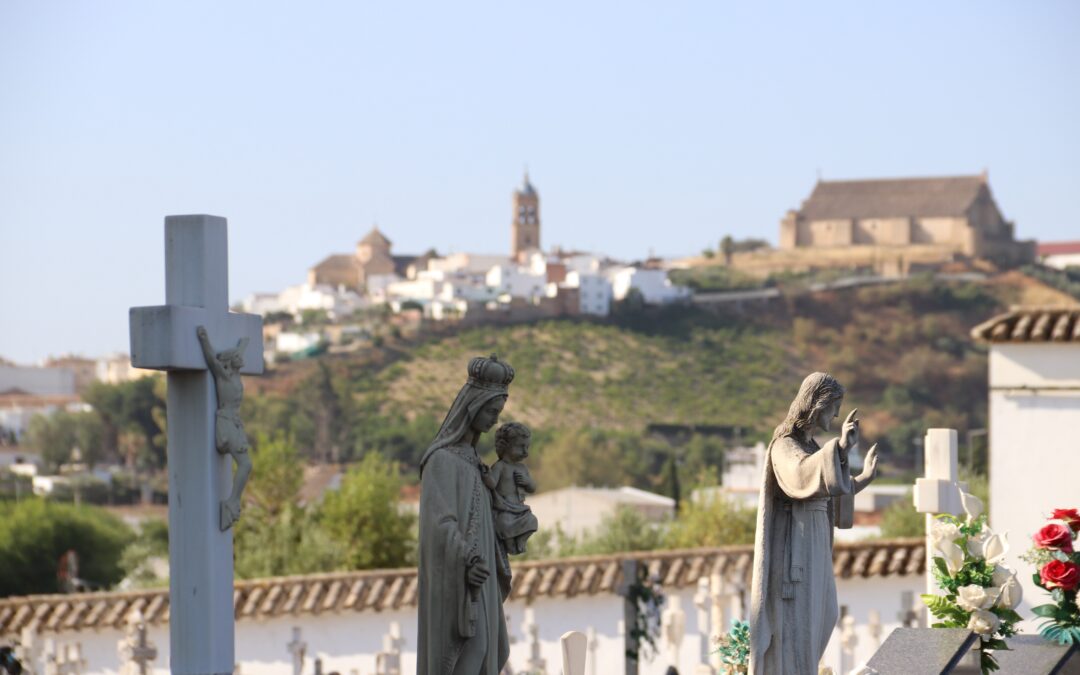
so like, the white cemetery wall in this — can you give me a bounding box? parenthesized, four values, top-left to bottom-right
(988, 342, 1080, 627)
(21, 573, 921, 675)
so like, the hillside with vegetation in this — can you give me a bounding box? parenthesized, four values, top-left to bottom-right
(240, 274, 1046, 494)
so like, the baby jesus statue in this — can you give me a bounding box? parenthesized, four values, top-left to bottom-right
(485, 422, 539, 555)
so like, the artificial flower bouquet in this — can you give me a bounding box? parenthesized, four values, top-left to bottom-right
(923, 491, 1021, 674)
(1021, 508, 1080, 645)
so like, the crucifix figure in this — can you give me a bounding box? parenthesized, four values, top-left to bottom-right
(197, 326, 252, 531)
(129, 214, 263, 675)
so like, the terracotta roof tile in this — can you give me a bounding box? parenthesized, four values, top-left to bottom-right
(0, 541, 924, 636)
(972, 307, 1080, 343)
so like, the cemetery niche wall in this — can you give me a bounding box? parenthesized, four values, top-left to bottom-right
(0, 542, 926, 675)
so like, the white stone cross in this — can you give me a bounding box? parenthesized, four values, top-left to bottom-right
(522, 607, 546, 675)
(913, 428, 965, 625)
(375, 621, 404, 675)
(119, 609, 158, 675)
(286, 627, 306, 675)
(661, 594, 686, 672)
(129, 215, 263, 675)
(560, 631, 587, 675)
(839, 614, 857, 675)
(585, 627, 599, 675)
(693, 577, 714, 672)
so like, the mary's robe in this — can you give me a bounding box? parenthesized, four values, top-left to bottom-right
(418, 443, 510, 675)
(749, 435, 854, 675)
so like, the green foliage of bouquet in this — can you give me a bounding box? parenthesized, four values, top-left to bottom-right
(922, 491, 1021, 674)
(1021, 508, 1080, 645)
(713, 620, 750, 674)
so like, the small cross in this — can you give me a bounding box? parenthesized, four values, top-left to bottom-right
(119, 609, 158, 675)
(375, 622, 404, 675)
(286, 626, 307, 675)
(522, 607, 546, 674)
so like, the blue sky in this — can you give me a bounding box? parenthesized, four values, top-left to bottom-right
(1, 1, 1077, 364)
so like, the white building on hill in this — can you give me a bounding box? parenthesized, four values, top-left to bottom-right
(609, 266, 690, 305)
(972, 306, 1080, 626)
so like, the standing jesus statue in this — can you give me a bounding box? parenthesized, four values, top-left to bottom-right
(196, 325, 253, 531)
(749, 372, 879, 675)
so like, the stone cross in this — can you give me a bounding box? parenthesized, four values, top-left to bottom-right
(839, 614, 857, 675)
(286, 627, 306, 675)
(129, 215, 263, 675)
(867, 609, 883, 651)
(913, 428, 964, 625)
(118, 609, 158, 675)
(896, 590, 920, 629)
(586, 627, 599, 675)
(522, 607, 546, 675)
(561, 631, 587, 675)
(661, 594, 686, 672)
(693, 577, 713, 672)
(375, 621, 404, 675)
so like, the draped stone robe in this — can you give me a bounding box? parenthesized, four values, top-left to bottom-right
(418, 443, 510, 675)
(749, 434, 854, 675)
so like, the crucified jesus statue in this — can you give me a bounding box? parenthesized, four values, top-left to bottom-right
(196, 325, 253, 531)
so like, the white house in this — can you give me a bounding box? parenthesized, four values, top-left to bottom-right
(0, 541, 926, 675)
(240, 283, 366, 321)
(485, 264, 547, 300)
(972, 307, 1080, 626)
(527, 486, 675, 538)
(563, 271, 613, 316)
(1037, 241, 1080, 270)
(608, 266, 690, 305)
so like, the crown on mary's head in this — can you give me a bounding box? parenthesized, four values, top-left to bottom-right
(467, 354, 515, 392)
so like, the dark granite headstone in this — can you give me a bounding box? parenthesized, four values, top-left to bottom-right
(866, 628, 980, 675)
(992, 635, 1080, 675)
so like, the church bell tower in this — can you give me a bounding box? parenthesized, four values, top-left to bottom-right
(511, 172, 540, 261)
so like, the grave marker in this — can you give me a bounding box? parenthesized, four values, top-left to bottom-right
(129, 215, 263, 675)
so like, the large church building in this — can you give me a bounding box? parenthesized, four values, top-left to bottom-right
(779, 173, 1034, 269)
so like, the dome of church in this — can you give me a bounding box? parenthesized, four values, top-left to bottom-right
(517, 173, 538, 198)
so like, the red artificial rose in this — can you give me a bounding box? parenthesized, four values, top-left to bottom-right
(1040, 559, 1080, 591)
(1052, 508, 1080, 533)
(1034, 522, 1075, 553)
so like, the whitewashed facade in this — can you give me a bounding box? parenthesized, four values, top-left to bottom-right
(608, 267, 691, 305)
(973, 307, 1080, 628)
(1, 542, 925, 675)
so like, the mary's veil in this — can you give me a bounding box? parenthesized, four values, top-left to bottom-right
(419, 354, 515, 473)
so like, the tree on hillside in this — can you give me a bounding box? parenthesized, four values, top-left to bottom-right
(0, 499, 134, 596)
(569, 505, 666, 556)
(720, 235, 735, 265)
(25, 410, 105, 471)
(83, 377, 166, 468)
(233, 432, 343, 578)
(318, 453, 416, 570)
(665, 492, 756, 549)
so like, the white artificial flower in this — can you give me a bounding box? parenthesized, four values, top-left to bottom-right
(956, 584, 998, 612)
(967, 609, 1001, 636)
(960, 491, 984, 522)
(851, 665, 879, 675)
(940, 541, 965, 575)
(968, 529, 1010, 566)
(992, 565, 1023, 610)
(931, 521, 962, 551)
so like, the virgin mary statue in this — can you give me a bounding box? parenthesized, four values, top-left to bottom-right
(418, 355, 514, 675)
(749, 373, 879, 675)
